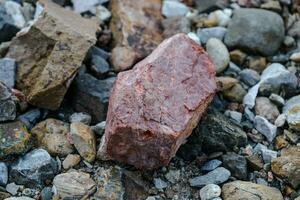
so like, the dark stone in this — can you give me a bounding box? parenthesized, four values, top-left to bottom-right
(0, 58, 16, 88)
(90, 55, 110, 79)
(87, 46, 110, 61)
(18, 109, 42, 130)
(194, 0, 229, 13)
(201, 159, 222, 173)
(0, 82, 16, 122)
(40, 187, 53, 200)
(222, 152, 248, 180)
(71, 73, 116, 122)
(9, 149, 58, 188)
(0, 5, 20, 43)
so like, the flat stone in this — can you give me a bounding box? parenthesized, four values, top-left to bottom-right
(216, 77, 238, 91)
(9, 149, 58, 188)
(0, 121, 31, 159)
(110, 0, 162, 72)
(224, 110, 242, 124)
(69, 112, 91, 125)
(0, 82, 16, 122)
(189, 167, 231, 188)
(53, 171, 96, 199)
(271, 146, 300, 189)
(62, 154, 81, 170)
(222, 181, 284, 200)
(71, 73, 116, 122)
(222, 152, 247, 180)
(283, 95, 300, 130)
(70, 122, 96, 162)
(197, 27, 227, 44)
(261, 148, 277, 163)
(18, 109, 42, 129)
(269, 93, 285, 106)
(197, 110, 247, 153)
(31, 119, 74, 156)
(222, 83, 247, 103)
(199, 184, 221, 200)
(239, 69, 260, 87)
(0, 58, 16, 88)
(274, 114, 286, 127)
(6, 0, 99, 110)
(206, 38, 229, 74)
(255, 97, 279, 123)
(230, 49, 247, 66)
(254, 116, 277, 142)
(224, 8, 284, 56)
(0, 162, 8, 186)
(201, 159, 222, 173)
(162, 0, 189, 18)
(154, 178, 168, 190)
(5, 182, 20, 196)
(90, 55, 110, 79)
(98, 34, 216, 170)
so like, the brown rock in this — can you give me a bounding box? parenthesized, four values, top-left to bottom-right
(216, 77, 238, 91)
(31, 119, 74, 156)
(70, 122, 96, 162)
(6, 0, 99, 110)
(230, 49, 247, 66)
(98, 34, 216, 169)
(110, 0, 163, 72)
(255, 97, 280, 123)
(62, 154, 81, 169)
(271, 146, 300, 189)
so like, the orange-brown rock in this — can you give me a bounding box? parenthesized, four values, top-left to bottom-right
(6, 0, 99, 110)
(98, 34, 217, 169)
(109, 0, 163, 72)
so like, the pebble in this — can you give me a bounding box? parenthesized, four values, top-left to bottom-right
(224, 110, 242, 124)
(6, 182, 21, 196)
(224, 62, 242, 77)
(206, 38, 230, 74)
(222, 83, 247, 103)
(216, 77, 238, 91)
(189, 167, 231, 187)
(201, 159, 222, 173)
(239, 69, 260, 86)
(90, 55, 110, 79)
(197, 27, 227, 44)
(91, 121, 106, 136)
(261, 148, 277, 163)
(71, 0, 108, 13)
(283, 95, 300, 130)
(187, 32, 200, 44)
(69, 112, 92, 125)
(0, 82, 16, 122)
(207, 9, 231, 27)
(5, 197, 35, 200)
(0, 58, 16, 88)
(94, 5, 111, 22)
(18, 109, 42, 130)
(283, 36, 295, 47)
(9, 149, 58, 188)
(40, 187, 53, 200)
(62, 154, 81, 169)
(274, 114, 286, 127)
(162, 0, 189, 18)
(165, 170, 180, 184)
(199, 184, 221, 200)
(269, 93, 285, 106)
(154, 178, 168, 190)
(222, 152, 247, 180)
(254, 116, 277, 142)
(0, 162, 8, 186)
(255, 97, 280, 123)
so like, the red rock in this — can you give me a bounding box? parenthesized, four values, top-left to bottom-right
(98, 34, 217, 170)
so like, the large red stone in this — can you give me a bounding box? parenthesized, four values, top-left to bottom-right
(98, 34, 217, 170)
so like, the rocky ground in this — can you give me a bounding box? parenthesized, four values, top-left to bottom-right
(0, 0, 300, 200)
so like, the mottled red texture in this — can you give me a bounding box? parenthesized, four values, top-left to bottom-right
(98, 34, 217, 169)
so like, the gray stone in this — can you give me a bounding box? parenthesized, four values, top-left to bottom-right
(224, 8, 284, 56)
(9, 149, 58, 188)
(91, 121, 106, 136)
(253, 143, 268, 155)
(206, 38, 229, 74)
(261, 148, 277, 163)
(154, 178, 168, 190)
(283, 95, 300, 130)
(5, 182, 21, 196)
(255, 97, 280, 123)
(224, 110, 242, 124)
(274, 114, 286, 127)
(254, 116, 277, 142)
(0, 58, 16, 88)
(0, 82, 16, 122)
(197, 27, 227, 44)
(165, 170, 180, 184)
(162, 17, 191, 38)
(5, 197, 35, 200)
(18, 109, 42, 129)
(201, 159, 222, 173)
(288, 21, 300, 38)
(0, 162, 8, 186)
(189, 167, 231, 187)
(197, 111, 247, 153)
(269, 93, 285, 106)
(71, 73, 116, 122)
(162, 0, 189, 18)
(239, 69, 260, 86)
(40, 187, 53, 200)
(90, 55, 110, 79)
(199, 184, 221, 200)
(224, 62, 242, 77)
(222, 153, 247, 180)
(71, 0, 108, 13)
(87, 46, 110, 61)
(69, 112, 92, 125)
(195, 0, 228, 13)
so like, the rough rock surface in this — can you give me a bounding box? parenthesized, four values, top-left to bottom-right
(222, 181, 284, 200)
(6, 0, 99, 110)
(0, 58, 16, 88)
(283, 95, 300, 130)
(98, 34, 216, 169)
(0, 82, 16, 122)
(224, 8, 284, 56)
(109, 0, 163, 72)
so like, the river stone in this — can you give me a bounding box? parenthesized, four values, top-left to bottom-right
(18, 109, 42, 129)
(239, 69, 260, 87)
(222, 153, 247, 180)
(53, 171, 96, 199)
(222, 181, 284, 200)
(206, 38, 229, 74)
(224, 8, 284, 56)
(162, 17, 191, 38)
(0, 162, 8, 186)
(199, 184, 221, 200)
(98, 34, 216, 170)
(271, 146, 300, 189)
(110, 0, 163, 72)
(189, 167, 231, 187)
(197, 27, 227, 44)
(283, 95, 300, 131)
(6, 0, 99, 110)
(9, 149, 58, 188)
(0, 82, 16, 122)
(0, 121, 31, 159)
(254, 116, 277, 142)
(162, 0, 189, 18)
(0, 58, 16, 88)
(255, 97, 280, 123)
(31, 119, 74, 156)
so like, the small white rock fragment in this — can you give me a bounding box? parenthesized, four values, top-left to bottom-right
(199, 184, 221, 200)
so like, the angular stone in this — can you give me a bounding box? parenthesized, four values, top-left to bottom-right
(271, 146, 300, 189)
(98, 34, 216, 170)
(31, 119, 74, 156)
(18, 109, 42, 129)
(0, 162, 8, 186)
(222, 181, 283, 200)
(71, 73, 116, 122)
(110, 0, 163, 71)
(162, 0, 189, 18)
(0, 82, 16, 122)
(224, 8, 284, 56)
(53, 171, 96, 199)
(9, 149, 58, 188)
(62, 154, 81, 170)
(6, 0, 99, 110)
(254, 116, 277, 142)
(69, 112, 91, 125)
(283, 95, 300, 131)
(70, 122, 96, 162)
(222, 153, 247, 180)
(255, 97, 279, 123)
(0, 58, 16, 88)
(189, 167, 230, 187)
(201, 159, 222, 173)
(0, 121, 31, 159)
